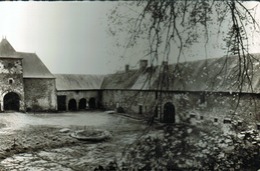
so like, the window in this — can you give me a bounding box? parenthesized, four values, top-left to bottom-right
(8, 78, 14, 84)
(139, 105, 143, 114)
(190, 114, 196, 118)
(200, 116, 204, 120)
(200, 93, 206, 104)
(154, 106, 158, 118)
(8, 63, 13, 68)
(257, 124, 260, 130)
(214, 118, 218, 122)
(223, 119, 232, 124)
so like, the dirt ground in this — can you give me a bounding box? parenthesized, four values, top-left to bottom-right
(0, 111, 148, 171)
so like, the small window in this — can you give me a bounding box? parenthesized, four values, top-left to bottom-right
(8, 78, 14, 84)
(190, 114, 196, 118)
(257, 124, 260, 130)
(8, 63, 13, 68)
(200, 93, 206, 104)
(214, 118, 218, 122)
(154, 106, 158, 118)
(139, 105, 143, 114)
(200, 116, 204, 120)
(4, 63, 13, 69)
(223, 119, 232, 124)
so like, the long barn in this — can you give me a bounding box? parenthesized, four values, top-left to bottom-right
(1, 38, 259, 128)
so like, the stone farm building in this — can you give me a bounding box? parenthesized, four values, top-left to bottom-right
(1, 38, 260, 127)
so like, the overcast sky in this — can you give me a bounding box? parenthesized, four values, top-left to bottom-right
(0, 1, 259, 75)
(0, 2, 118, 74)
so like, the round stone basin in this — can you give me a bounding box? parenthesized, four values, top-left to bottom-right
(70, 129, 111, 142)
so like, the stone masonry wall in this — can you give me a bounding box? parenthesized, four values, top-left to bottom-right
(102, 90, 157, 116)
(101, 90, 260, 127)
(23, 78, 57, 112)
(0, 58, 24, 111)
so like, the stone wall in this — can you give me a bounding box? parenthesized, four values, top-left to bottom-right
(56, 90, 102, 111)
(179, 92, 260, 125)
(0, 58, 25, 111)
(101, 90, 260, 126)
(102, 90, 158, 116)
(23, 78, 57, 111)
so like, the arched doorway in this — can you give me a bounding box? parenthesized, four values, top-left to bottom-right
(88, 98, 96, 109)
(4, 92, 20, 111)
(163, 102, 175, 123)
(79, 98, 87, 110)
(68, 99, 77, 111)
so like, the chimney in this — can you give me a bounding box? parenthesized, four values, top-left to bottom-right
(162, 61, 168, 66)
(139, 60, 148, 70)
(125, 64, 129, 72)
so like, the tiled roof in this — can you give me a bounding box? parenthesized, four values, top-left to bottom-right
(19, 52, 54, 78)
(0, 39, 54, 79)
(55, 74, 104, 90)
(101, 54, 260, 93)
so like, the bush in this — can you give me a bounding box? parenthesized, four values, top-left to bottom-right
(95, 124, 260, 170)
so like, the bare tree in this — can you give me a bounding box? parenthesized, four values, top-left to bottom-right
(109, 0, 260, 86)
(97, 1, 260, 170)
(108, 1, 260, 120)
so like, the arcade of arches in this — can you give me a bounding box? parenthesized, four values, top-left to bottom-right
(68, 99, 77, 111)
(57, 96, 96, 111)
(88, 98, 96, 109)
(79, 98, 87, 110)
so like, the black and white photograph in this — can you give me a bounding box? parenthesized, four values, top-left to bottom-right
(0, 0, 259, 170)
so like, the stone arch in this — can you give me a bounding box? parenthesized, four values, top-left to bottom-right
(88, 97, 96, 109)
(163, 102, 175, 123)
(79, 98, 87, 110)
(68, 99, 77, 111)
(3, 92, 20, 111)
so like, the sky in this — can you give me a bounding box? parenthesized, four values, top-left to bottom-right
(0, 2, 118, 75)
(0, 1, 260, 75)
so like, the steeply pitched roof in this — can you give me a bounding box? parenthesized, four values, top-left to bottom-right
(55, 74, 105, 91)
(101, 70, 143, 89)
(166, 54, 260, 93)
(0, 39, 54, 78)
(0, 38, 18, 58)
(18, 52, 54, 78)
(101, 54, 260, 93)
(101, 67, 160, 90)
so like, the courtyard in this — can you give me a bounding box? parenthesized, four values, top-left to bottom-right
(0, 111, 259, 170)
(0, 111, 147, 170)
